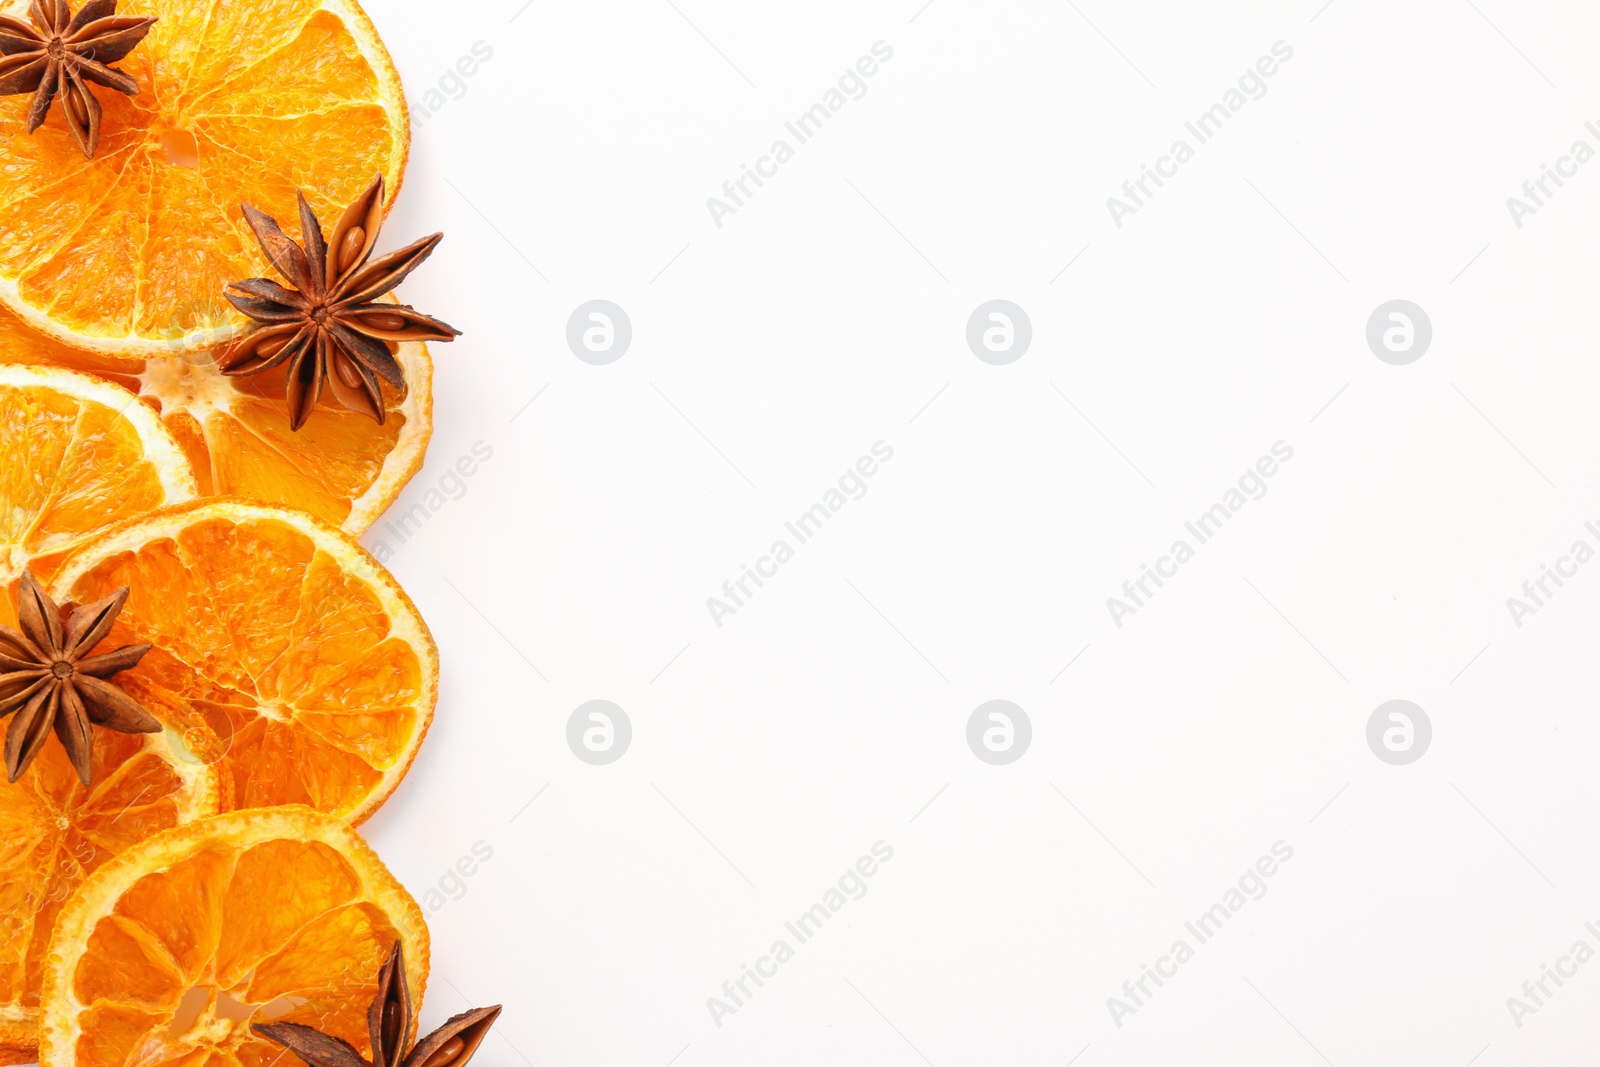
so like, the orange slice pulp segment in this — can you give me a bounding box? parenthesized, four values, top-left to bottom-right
(0, 363, 195, 623)
(51, 499, 438, 823)
(38, 807, 428, 1067)
(0, 730, 219, 1057)
(0, 0, 409, 357)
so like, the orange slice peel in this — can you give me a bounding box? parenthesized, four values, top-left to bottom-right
(37, 806, 429, 1067)
(0, 362, 195, 599)
(0, 301, 435, 535)
(0, 0, 410, 357)
(0, 728, 219, 1058)
(50, 498, 439, 823)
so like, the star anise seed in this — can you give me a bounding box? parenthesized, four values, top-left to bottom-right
(0, 0, 157, 158)
(0, 570, 159, 785)
(254, 941, 500, 1067)
(217, 176, 461, 431)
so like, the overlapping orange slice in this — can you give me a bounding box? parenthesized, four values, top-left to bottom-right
(0, 362, 195, 616)
(50, 499, 438, 823)
(38, 806, 429, 1067)
(0, 301, 434, 534)
(0, 730, 219, 1062)
(0, 0, 409, 357)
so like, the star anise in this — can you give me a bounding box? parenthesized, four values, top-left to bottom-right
(0, 0, 157, 159)
(0, 570, 159, 785)
(217, 176, 461, 432)
(255, 941, 500, 1067)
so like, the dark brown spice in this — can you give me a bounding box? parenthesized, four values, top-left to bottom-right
(0, 570, 160, 785)
(0, 0, 157, 158)
(217, 175, 461, 431)
(254, 941, 500, 1067)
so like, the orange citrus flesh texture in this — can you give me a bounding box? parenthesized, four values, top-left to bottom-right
(141, 335, 434, 536)
(0, 303, 142, 383)
(52, 500, 438, 824)
(0, 300, 435, 535)
(38, 807, 429, 1067)
(0, 0, 409, 357)
(0, 730, 219, 1058)
(0, 363, 196, 628)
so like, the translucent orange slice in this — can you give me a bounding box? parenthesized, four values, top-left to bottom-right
(0, 730, 219, 1061)
(50, 500, 438, 823)
(0, 335, 202, 1061)
(0, 0, 409, 357)
(0, 301, 436, 535)
(0, 363, 195, 614)
(141, 339, 433, 535)
(0, 302, 141, 381)
(37, 806, 429, 1067)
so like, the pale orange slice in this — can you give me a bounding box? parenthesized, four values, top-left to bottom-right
(0, 303, 141, 382)
(38, 806, 429, 1067)
(0, 729, 219, 1061)
(0, 363, 195, 611)
(141, 335, 434, 535)
(0, 0, 409, 357)
(0, 300, 436, 535)
(50, 499, 438, 823)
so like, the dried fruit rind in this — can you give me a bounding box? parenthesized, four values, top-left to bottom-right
(38, 806, 429, 1067)
(50, 498, 438, 823)
(0, 728, 219, 1057)
(0, 0, 411, 357)
(0, 362, 195, 593)
(0, 299, 436, 536)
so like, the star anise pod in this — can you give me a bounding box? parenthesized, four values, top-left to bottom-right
(217, 176, 461, 432)
(0, 0, 157, 159)
(0, 570, 159, 785)
(254, 941, 500, 1067)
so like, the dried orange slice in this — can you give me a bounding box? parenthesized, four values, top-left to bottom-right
(0, 301, 435, 535)
(0, 303, 141, 381)
(0, 479, 221, 1065)
(141, 336, 433, 536)
(0, 0, 409, 357)
(0, 364, 195, 611)
(37, 806, 429, 1067)
(50, 499, 438, 822)
(0, 730, 219, 1061)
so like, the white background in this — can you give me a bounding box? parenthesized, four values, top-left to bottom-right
(357, 1, 1600, 1063)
